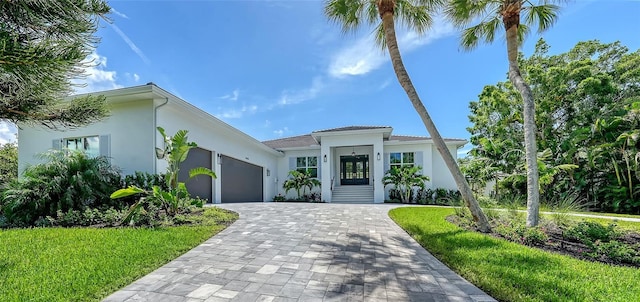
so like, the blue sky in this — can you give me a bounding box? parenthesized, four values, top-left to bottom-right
(2, 0, 639, 156)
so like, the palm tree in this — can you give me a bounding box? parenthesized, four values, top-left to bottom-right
(283, 169, 322, 200)
(382, 165, 430, 203)
(445, 0, 564, 227)
(325, 0, 491, 232)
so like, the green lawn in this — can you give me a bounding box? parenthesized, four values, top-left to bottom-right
(0, 207, 237, 302)
(389, 207, 640, 302)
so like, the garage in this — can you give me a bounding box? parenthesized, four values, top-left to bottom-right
(221, 155, 263, 202)
(178, 147, 213, 202)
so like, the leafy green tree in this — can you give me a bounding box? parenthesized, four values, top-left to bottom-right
(382, 165, 430, 203)
(0, 0, 111, 129)
(467, 39, 640, 213)
(283, 169, 321, 200)
(0, 142, 18, 188)
(325, 0, 491, 232)
(446, 0, 565, 227)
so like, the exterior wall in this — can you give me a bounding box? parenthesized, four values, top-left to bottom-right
(277, 149, 321, 200)
(430, 144, 459, 190)
(156, 100, 280, 204)
(18, 99, 155, 176)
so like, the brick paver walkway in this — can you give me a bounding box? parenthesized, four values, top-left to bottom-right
(104, 203, 496, 302)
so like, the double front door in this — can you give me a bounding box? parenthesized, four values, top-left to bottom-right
(340, 155, 369, 185)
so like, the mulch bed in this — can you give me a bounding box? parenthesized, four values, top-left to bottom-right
(446, 215, 640, 268)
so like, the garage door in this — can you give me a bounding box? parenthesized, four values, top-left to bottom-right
(221, 155, 263, 203)
(178, 147, 213, 202)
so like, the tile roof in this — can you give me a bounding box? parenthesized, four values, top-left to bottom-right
(262, 134, 318, 149)
(312, 126, 391, 133)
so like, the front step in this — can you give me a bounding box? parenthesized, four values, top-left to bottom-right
(331, 185, 374, 203)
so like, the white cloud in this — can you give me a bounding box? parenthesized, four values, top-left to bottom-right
(378, 78, 392, 90)
(215, 104, 258, 119)
(278, 77, 324, 105)
(110, 23, 150, 65)
(219, 89, 240, 101)
(73, 51, 122, 94)
(0, 121, 17, 145)
(264, 120, 271, 127)
(273, 127, 290, 137)
(328, 18, 454, 78)
(110, 7, 129, 19)
(133, 73, 140, 82)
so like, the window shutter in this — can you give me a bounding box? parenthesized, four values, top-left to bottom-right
(384, 153, 389, 172)
(52, 139, 62, 150)
(99, 135, 110, 157)
(289, 157, 295, 171)
(415, 151, 423, 168)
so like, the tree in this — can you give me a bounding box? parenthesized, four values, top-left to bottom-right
(0, 0, 111, 129)
(466, 39, 640, 213)
(0, 142, 18, 188)
(325, 0, 491, 232)
(283, 169, 321, 200)
(382, 165, 430, 203)
(445, 0, 565, 227)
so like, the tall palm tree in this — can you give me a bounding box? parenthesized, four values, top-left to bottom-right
(445, 0, 564, 227)
(325, 0, 491, 232)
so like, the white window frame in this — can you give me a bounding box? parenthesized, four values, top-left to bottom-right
(390, 152, 414, 169)
(64, 135, 100, 157)
(296, 156, 318, 178)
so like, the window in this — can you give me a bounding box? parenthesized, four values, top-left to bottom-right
(65, 136, 100, 157)
(390, 152, 414, 169)
(296, 156, 318, 178)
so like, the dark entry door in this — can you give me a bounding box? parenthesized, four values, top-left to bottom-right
(340, 155, 369, 185)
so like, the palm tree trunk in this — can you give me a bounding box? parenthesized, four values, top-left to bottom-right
(377, 1, 491, 232)
(503, 2, 540, 227)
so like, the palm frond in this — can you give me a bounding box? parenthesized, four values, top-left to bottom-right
(324, 0, 370, 34)
(522, 4, 560, 33)
(459, 16, 502, 50)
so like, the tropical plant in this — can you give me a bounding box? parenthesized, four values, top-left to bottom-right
(324, 0, 491, 232)
(1, 150, 122, 226)
(111, 127, 216, 224)
(445, 0, 566, 227)
(465, 39, 640, 213)
(0, 0, 110, 129)
(0, 142, 18, 188)
(283, 169, 321, 200)
(382, 165, 430, 203)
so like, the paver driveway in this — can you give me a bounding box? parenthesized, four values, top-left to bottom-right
(104, 203, 496, 302)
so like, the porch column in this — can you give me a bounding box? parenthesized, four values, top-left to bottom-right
(373, 141, 384, 203)
(321, 144, 332, 202)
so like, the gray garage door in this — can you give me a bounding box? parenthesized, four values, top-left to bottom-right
(178, 147, 213, 202)
(221, 155, 263, 203)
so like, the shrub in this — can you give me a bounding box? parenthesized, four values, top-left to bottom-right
(1, 151, 122, 226)
(564, 221, 620, 245)
(592, 241, 640, 264)
(273, 194, 286, 202)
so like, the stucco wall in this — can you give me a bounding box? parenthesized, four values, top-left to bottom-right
(430, 144, 459, 190)
(156, 100, 280, 203)
(18, 99, 155, 176)
(277, 149, 321, 200)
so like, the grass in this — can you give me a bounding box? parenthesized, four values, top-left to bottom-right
(0, 207, 238, 302)
(389, 207, 640, 302)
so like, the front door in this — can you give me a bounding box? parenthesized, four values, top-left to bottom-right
(340, 155, 369, 185)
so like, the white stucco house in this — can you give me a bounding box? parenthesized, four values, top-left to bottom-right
(18, 84, 467, 204)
